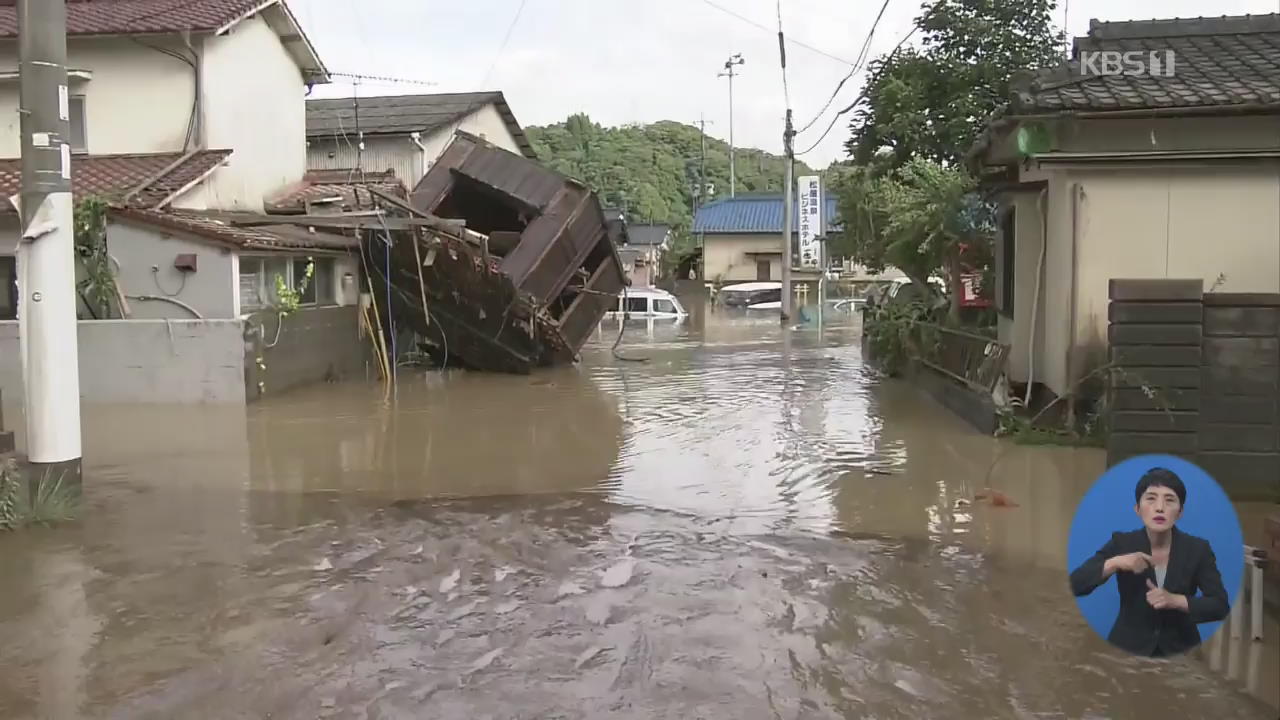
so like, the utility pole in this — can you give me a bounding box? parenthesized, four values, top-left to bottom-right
(781, 110, 794, 323)
(717, 53, 744, 197)
(693, 115, 713, 211)
(17, 0, 82, 484)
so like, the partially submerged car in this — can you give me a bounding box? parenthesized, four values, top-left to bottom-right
(718, 281, 782, 310)
(605, 287, 689, 319)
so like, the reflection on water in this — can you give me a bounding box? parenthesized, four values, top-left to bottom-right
(0, 296, 1275, 718)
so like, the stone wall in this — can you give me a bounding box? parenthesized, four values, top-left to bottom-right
(1108, 279, 1279, 500)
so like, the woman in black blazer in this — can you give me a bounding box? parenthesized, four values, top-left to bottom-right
(1069, 467, 1230, 657)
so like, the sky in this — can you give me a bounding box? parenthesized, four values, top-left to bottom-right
(290, 0, 1280, 167)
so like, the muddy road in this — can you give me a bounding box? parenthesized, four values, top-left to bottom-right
(1, 308, 1275, 718)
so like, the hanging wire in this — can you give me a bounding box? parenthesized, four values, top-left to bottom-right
(795, 0, 893, 135)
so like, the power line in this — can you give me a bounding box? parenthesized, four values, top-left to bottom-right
(698, 0, 854, 66)
(796, 26, 917, 156)
(482, 0, 529, 87)
(328, 71, 438, 87)
(776, 0, 791, 111)
(796, 0, 893, 135)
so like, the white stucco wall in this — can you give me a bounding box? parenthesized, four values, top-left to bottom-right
(0, 36, 195, 157)
(306, 103, 525, 187)
(1010, 162, 1280, 397)
(702, 233, 784, 283)
(107, 219, 239, 320)
(200, 15, 308, 211)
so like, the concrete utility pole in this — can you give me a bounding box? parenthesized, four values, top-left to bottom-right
(693, 115, 713, 210)
(17, 0, 82, 483)
(780, 109, 794, 323)
(717, 53, 744, 197)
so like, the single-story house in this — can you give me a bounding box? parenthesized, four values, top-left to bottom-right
(693, 193, 840, 283)
(305, 91, 535, 187)
(970, 13, 1280, 399)
(618, 223, 672, 288)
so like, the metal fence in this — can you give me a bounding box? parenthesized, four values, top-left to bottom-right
(913, 322, 1009, 393)
(1202, 544, 1271, 698)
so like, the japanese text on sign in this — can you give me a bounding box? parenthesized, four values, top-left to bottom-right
(796, 175, 822, 268)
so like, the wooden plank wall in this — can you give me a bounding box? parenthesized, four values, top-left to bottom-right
(1107, 279, 1280, 501)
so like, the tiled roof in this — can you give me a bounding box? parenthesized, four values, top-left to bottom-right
(626, 223, 671, 246)
(693, 194, 841, 234)
(0, 149, 231, 214)
(111, 208, 358, 254)
(1013, 14, 1280, 113)
(0, 0, 267, 37)
(306, 91, 537, 159)
(266, 170, 408, 213)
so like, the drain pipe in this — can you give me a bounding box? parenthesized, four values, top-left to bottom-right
(410, 132, 429, 182)
(1025, 187, 1048, 407)
(1066, 183, 1082, 424)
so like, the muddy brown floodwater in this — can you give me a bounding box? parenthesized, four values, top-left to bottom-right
(1, 303, 1277, 719)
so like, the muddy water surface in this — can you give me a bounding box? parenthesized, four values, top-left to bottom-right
(1, 307, 1276, 719)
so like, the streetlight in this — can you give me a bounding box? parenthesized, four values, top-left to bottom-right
(718, 53, 745, 197)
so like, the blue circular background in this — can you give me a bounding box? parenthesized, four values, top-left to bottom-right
(1066, 454, 1244, 649)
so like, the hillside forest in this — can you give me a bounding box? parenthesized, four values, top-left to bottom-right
(525, 113, 814, 259)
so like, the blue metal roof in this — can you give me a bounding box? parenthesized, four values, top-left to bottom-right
(692, 193, 841, 234)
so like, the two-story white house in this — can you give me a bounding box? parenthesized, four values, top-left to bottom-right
(0, 0, 367, 324)
(0, 0, 373, 405)
(305, 91, 536, 188)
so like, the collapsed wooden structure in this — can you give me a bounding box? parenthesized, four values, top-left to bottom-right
(178, 133, 625, 374)
(363, 132, 627, 373)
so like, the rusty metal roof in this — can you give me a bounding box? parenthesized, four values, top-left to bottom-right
(112, 208, 358, 254)
(0, 149, 231, 214)
(306, 91, 536, 159)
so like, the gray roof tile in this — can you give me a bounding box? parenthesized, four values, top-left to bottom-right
(1013, 13, 1280, 113)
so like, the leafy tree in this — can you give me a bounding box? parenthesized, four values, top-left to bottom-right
(848, 0, 1063, 166)
(836, 0, 1060, 318)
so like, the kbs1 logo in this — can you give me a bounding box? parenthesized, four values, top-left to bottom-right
(1078, 50, 1176, 77)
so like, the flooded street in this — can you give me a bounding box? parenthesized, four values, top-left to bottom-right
(1, 303, 1276, 719)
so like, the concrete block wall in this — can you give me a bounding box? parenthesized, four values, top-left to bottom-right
(0, 320, 247, 406)
(1107, 279, 1280, 501)
(244, 306, 366, 401)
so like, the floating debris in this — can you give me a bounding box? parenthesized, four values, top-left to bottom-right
(468, 647, 505, 674)
(973, 488, 1019, 508)
(439, 568, 461, 593)
(556, 580, 586, 598)
(601, 558, 637, 588)
(574, 645, 611, 670)
(313, 558, 333, 572)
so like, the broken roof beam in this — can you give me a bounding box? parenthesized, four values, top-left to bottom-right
(206, 211, 468, 234)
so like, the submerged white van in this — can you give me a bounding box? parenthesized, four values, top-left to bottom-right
(605, 287, 689, 319)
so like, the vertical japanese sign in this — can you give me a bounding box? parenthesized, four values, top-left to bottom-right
(797, 175, 822, 268)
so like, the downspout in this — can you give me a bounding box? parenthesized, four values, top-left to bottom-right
(181, 31, 204, 149)
(410, 132, 429, 183)
(1025, 187, 1048, 407)
(1066, 183, 1081, 426)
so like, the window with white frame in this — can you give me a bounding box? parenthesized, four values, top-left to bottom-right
(239, 255, 334, 313)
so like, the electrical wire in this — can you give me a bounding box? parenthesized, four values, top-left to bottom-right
(481, 0, 529, 87)
(795, 26, 917, 156)
(776, 0, 790, 112)
(795, 0, 893, 135)
(698, 0, 853, 66)
(611, 284, 650, 363)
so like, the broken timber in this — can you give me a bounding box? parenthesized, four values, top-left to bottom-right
(361, 131, 626, 374)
